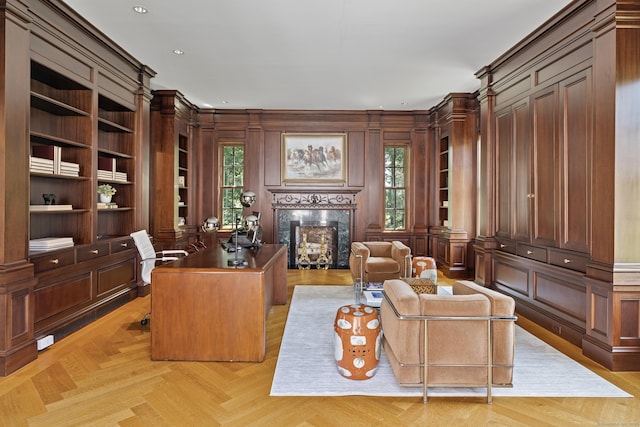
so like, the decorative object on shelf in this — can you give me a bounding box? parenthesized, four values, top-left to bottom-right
(42, 193, 56, 205)
(281, 133, 347, 184)
(97, 184, 116, 203)
(178, 216, 186, 226)
(334, 304, 381, 380)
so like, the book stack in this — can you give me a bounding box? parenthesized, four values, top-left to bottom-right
(60, 160, 80, 177)
(98, 157, 128, 182)
(97, 202, 118, 209)
(29, 156, 54, 174)
(30, 145, 80, 176)
(30, 205, 73, 212)
(29, 237, 74, 253)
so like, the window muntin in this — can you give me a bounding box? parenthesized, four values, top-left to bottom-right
(220, 145, 244, 229)
(384, 146, 407, 230)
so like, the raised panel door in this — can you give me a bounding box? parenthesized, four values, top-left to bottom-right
(513, 100, 531, 242)
(531, 88, 558, 247)
(559, 70, 591, 253)
(495, 108, 513, 239)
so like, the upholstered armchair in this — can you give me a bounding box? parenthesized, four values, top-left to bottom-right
(380, 279, 516, 403)
(349, 241, 411, 283)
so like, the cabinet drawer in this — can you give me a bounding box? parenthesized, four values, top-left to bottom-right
(548, 249, 589, 273)
(31, 248, 75, 274)
(496, 238, 516, 254)
(517, 244, 547, 263)
(111, 237, 134, 254)
(76, 242, 110, 262)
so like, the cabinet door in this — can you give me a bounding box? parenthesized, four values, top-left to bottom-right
(513, 100, 531, 242)
(495, 108, 513, 239)
(495, 99, 530, 241)
(559, 70, 591, 253)
(531, 88, 558, 247)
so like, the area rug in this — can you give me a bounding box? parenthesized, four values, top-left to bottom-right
(270, 285, 632, 398)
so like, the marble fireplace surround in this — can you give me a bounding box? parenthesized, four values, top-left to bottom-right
(272, 190, 357, 269)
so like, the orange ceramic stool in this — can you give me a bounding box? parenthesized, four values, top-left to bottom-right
(412, 256, 437, 282)
(333, 304, 381, 380)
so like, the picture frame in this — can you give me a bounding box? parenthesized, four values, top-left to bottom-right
(282, 133, 347, 184)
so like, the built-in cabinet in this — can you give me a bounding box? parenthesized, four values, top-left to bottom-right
(428, 93, 477, 278)
(150, 90, 200, 250)
(0, 0, 153, 375)
(476, 0, 640, 370)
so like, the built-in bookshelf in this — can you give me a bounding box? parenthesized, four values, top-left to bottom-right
(178, 133, 189, 225)
(438, 136, 449, 228)
(150, 89, 198, 249)
(29, 61, 93, 246)
(97, 94, 136, 238)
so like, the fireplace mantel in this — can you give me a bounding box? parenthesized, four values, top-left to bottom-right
(270, 190, 357, 210)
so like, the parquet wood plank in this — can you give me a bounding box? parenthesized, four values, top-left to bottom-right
(0, 269, 638, 426)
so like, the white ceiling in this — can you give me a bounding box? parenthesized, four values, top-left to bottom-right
(63, 0, 573, 111)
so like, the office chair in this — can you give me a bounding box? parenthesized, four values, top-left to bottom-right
(130, 230, 188, 325)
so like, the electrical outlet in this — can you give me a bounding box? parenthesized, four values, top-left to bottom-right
(552, 325, 562, 335)
(37, 335, 54, 351)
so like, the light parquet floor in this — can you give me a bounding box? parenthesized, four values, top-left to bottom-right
(1, 269, 639, 426)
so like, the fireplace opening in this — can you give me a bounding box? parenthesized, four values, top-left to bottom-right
(290, 221, 338, 269)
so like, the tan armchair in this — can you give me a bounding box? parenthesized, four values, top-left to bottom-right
(349, 241, 411, 283)
(380, 279, 516, 403)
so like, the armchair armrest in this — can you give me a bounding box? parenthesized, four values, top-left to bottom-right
(390, 241, 411, 277)
(350, 242, 370, 282)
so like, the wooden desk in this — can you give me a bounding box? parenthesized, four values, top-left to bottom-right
(150, 244, 287, 362)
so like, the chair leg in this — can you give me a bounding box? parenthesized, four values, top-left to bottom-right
(141, 312, 151, 325)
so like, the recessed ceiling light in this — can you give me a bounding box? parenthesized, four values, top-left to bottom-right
(221, 100, 229, 104)
(172, 49, 184, 55)
(132, 6, 148, 14)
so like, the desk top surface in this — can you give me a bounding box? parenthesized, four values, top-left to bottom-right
(153, 243, 287, 272)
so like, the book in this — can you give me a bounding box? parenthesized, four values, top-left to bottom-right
(97, 202, 118, 209)
(363, 290, 383, 307)
(364, 282, 383, 291)
(30, 204, 73, 211)
(29, 236, 74, 252)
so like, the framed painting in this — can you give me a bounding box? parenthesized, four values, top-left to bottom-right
(282, 133, 347, 184)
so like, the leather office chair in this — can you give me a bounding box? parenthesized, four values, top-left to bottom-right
(130, 230, 188, 325)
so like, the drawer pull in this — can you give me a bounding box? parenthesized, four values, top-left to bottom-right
(563, 258, 572, 264)
(90, 249, 99, 254)
(527, 250, 534, 255)
(49, 258, 59, 264)
(500, 244, 507, 248)
(121, 243, 128, 247)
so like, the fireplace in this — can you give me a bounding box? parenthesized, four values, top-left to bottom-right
(290, 221, 339, 269)
(272, 191, 357, 269)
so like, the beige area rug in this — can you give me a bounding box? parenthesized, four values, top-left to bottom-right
(270, 285, 632, 398)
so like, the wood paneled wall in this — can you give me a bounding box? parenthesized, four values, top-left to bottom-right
(194, 110, 434, 255)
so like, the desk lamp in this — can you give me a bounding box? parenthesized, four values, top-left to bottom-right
(227, 190, 258, 266)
